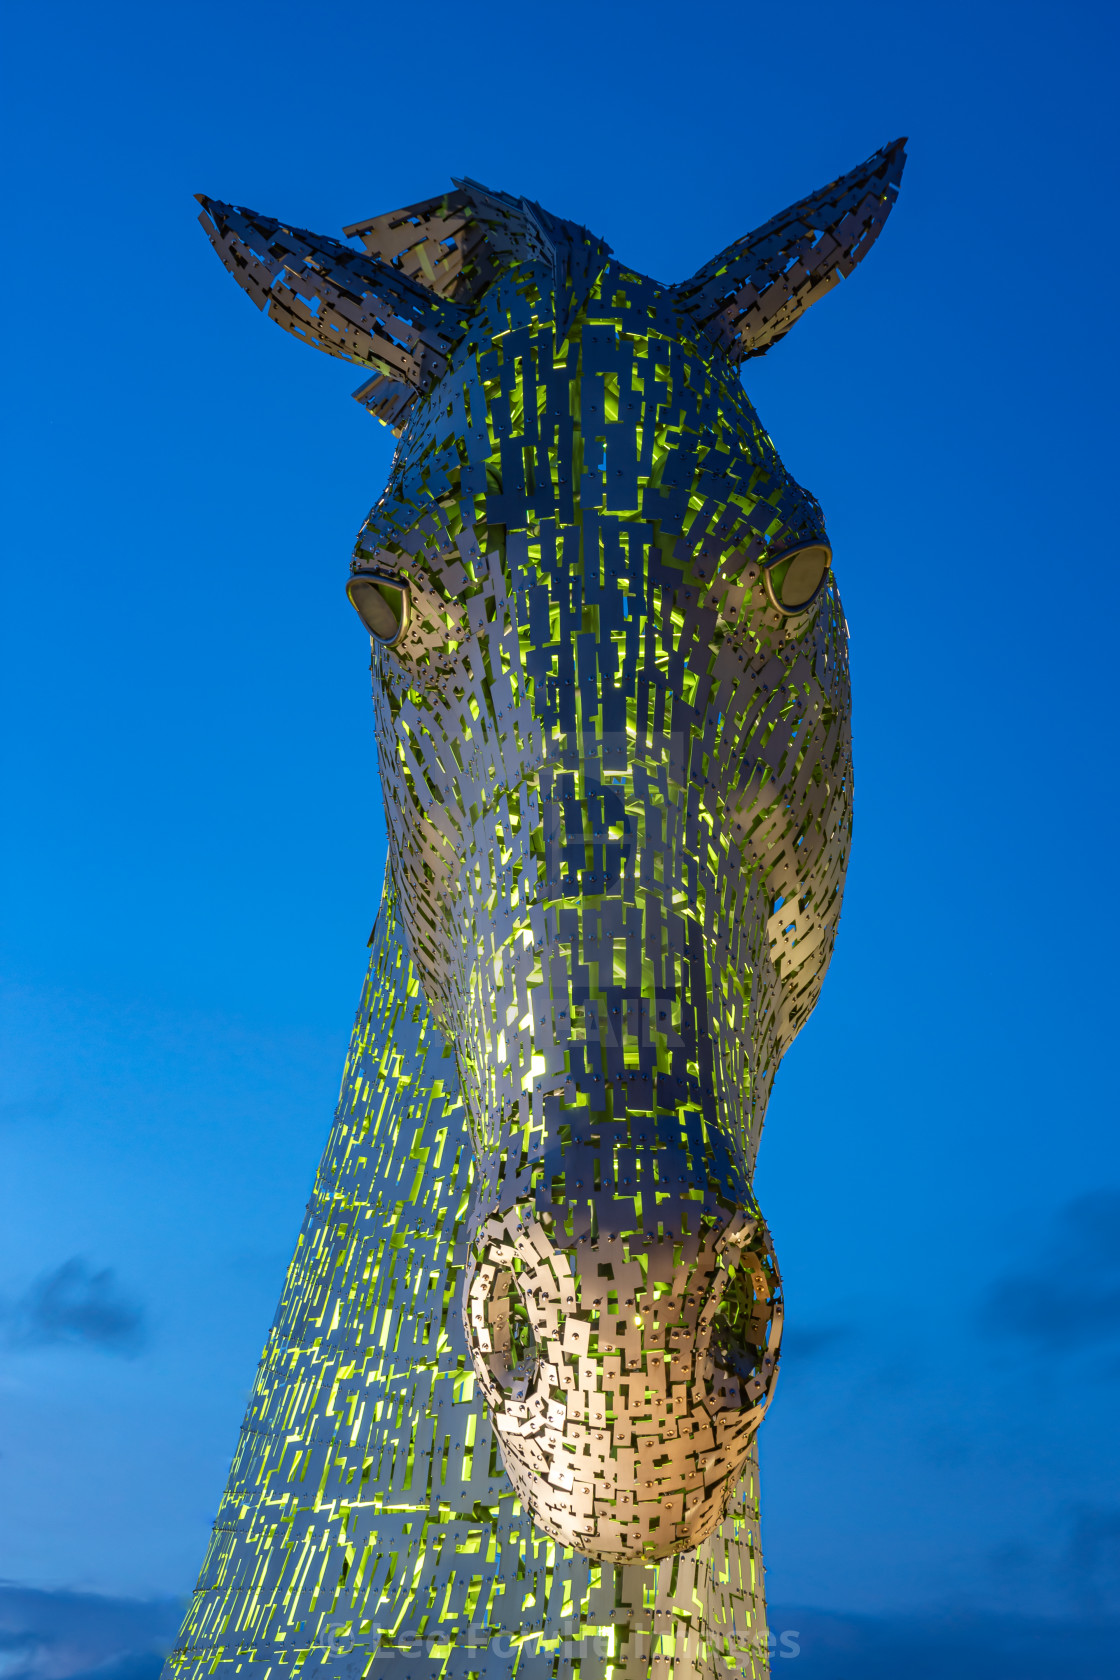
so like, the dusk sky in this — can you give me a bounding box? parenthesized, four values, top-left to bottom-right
(4, 1, 1119, 1675)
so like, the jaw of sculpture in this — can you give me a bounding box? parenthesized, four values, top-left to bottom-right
(196, 139, 903, 1565)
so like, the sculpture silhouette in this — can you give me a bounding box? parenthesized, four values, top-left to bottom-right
(166, 139, 905, 1680)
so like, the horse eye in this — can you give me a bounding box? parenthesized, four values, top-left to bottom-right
(762, 542, 831, 612)
(346, 572, 410, 643)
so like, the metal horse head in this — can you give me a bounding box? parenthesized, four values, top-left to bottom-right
(198, 139, 904, 1563)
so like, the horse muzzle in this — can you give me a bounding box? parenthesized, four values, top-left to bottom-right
(464, 1195, 782, 1561)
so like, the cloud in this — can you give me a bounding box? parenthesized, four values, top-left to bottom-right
(768, 1324, 856, 1398)
(779, 1324, 850, 1363)
(2, 1259, 147, 1355)
(980, 1504, 1120, 1618)
(0, 1585, 181, 1680)
(981, 1189, 1120, 1350)
(1064, 1504, 1120, 1615)
(5, 1587, 1117, 1680)
(765, 1604, 1120, 1677)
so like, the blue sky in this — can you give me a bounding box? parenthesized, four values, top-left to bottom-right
(3, 0, 1119, 1672)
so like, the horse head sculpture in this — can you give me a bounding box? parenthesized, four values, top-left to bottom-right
(198, 139, 904, 1565)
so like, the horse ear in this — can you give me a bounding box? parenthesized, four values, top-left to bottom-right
(196, 196, 462, 429)
(672, 138, 906, 362)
